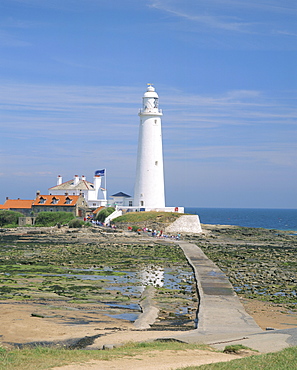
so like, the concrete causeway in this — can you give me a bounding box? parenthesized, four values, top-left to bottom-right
(172, 241, 261, 340)
(163, 241, 297, 353)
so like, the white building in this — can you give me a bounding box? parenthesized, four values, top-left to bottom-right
(133, 85, 166, 209)
(49, 174, 107, 209)
(109, 192, 133, 207)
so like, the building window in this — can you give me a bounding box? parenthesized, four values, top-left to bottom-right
(51, 197, 59, 204)
(129, 201, 132, 206)
(38, 197, 46, 204)
(141, 201, 144, 206)
(65, 197, 72, 204)
(155, 161, 158, 166)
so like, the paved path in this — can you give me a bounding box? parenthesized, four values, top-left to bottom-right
(164, 241, 297, 353)
(93, 237, 297, 353)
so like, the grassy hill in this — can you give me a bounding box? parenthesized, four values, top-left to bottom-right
(112, 211, 181, 230)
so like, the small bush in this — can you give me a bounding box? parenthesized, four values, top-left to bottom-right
(223, 344, 254, 354)
(0, 210, 24, 227)
(35, 212, 75, 227)
(68, 219, 83, 228)
(95, 207, 115, 223)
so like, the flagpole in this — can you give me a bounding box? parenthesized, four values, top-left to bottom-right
(105, 168, 107, 204)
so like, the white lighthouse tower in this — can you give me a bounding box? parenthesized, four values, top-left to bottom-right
(133, 85, 165, 209)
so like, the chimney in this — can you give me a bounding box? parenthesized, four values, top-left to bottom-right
(36, 190, 40, 197)
(93, 175, 102, 201)
(74, 175, 79, 186)
(57, 175, 62, 185)
(6, 196, 9, 200)
(81, 175, 86, 181)
(65, 192, 68, 196)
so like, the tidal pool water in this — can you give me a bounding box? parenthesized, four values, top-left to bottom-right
(39, 265, 197, 327)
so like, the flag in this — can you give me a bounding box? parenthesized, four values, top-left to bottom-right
(95, 169, 105, 176)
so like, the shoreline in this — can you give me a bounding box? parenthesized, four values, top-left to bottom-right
(0, 224, 296, 350)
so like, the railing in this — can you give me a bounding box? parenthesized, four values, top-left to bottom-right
(104, 209, 123, 224)
(115, 206, 184, 214)
(139, 108, 162, 114)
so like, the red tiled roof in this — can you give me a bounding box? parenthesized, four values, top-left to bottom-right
(1, 199, 34, 209)
(92, 206, 104, 214)
(32, 195, 80, 206)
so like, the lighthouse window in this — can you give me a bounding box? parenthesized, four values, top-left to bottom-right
(155, 161, 158, 166)
(154, 120, 157, 124)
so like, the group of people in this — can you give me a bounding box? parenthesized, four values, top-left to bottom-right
(84, 217, 117, 229)
(84, 217, 180, 238)
(90, 219, 104, 226)
(128, 226, 181, 240)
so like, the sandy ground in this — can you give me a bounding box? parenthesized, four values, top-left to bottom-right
(240, 298, 297, 331)
(1, 298, 296, 369)
(51, 349, 242, 370)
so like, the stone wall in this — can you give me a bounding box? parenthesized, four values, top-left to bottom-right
(165, 215, 202, 234)
(18, 217, 36, 226)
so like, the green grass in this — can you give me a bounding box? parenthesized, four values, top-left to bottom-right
(113, 211, 181, 224)
(1, 343, 296, 370)
(177, 346, 297, 370)
(0, 341, 210, 370)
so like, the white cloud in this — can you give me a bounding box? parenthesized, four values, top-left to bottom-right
(149, 1, 252, 32)
(148, 0, 297, 38)
(275, 30, 297, 37)
(0, 30, 31, 47)
(1, 83, 296, 140)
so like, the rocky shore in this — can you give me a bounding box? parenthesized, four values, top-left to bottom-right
(0, 224, 296, 351)
(188, 224, 297, 310)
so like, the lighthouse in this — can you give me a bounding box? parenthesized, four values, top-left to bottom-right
(133, 85, 165, 209)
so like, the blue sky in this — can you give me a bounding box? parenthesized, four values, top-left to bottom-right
(0, 0, 296, 208)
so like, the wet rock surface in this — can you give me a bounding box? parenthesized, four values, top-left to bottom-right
(0, 224, 296, 349)
(0, 226, 198, 343)
(187, 225, 297, 310)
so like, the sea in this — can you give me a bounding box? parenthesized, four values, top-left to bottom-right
(184, 208, 297, 231)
